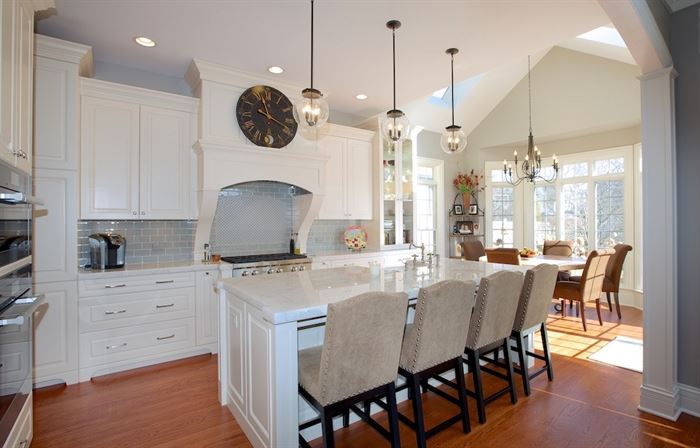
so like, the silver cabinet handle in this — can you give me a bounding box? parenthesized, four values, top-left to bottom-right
(106, 342, 127, 350)
(156, 334, 175, 341)
(155, 280, 174, 284)
(156, 303, 174, 309)
(104, 309, 127, 315)
(105, 284, 126, 289)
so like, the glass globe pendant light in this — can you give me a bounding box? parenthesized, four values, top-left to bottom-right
(381, 20, 410, 144)
(293, 0, 329, 129)
(440, 48, 467, 154)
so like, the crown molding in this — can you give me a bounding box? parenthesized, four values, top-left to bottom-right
(35, 34, 93, 76)
(29, 0, 55, 11)
(80, 77, 198, 113)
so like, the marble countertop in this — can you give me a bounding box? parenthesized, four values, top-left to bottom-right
(78, 260, 230, 280)
(308, 247, 420, 260)
(221, 258, 528, 324)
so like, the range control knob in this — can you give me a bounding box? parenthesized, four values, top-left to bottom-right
(241, 271, 249, 277)
(298, 265, 305, 271)
(266, 268, 275, 275)
(276, 268, 284, 273)
(250, 270, 259, 276)
(291, 266, 298, 272)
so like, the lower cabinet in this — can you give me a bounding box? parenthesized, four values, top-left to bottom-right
(195, 270, 219, 349)
(312, 250, 417, 270)
(33, 281, 79, 386)
(3, 392, 32, 448)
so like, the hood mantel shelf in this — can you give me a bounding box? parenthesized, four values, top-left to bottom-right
(187, 59, 331, 260)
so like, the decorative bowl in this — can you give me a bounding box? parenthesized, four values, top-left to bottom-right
(344, 225, 368, 252)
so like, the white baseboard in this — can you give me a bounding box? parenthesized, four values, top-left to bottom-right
(619, 288, 643, 310)
(639, 384, 681, 421)
(679, 383, 700, 418)
(34, 370, 80, 388)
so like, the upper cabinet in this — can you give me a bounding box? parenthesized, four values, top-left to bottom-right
(317, 124, 374, 220)
(0, 0, 53, 173)
(80, 79, 197, 220)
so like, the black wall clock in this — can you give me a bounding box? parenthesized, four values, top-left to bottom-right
(236, 85, 298, 148)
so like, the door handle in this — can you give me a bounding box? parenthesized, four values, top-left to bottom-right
(104, 309, 127, 315)
(104, 284, 127, 289)
(156, 334, 175, 341)
(156, 303, 174, 309)
(155, 280, 175, 284)
(106, 342, 127, 350)
(0, 192, 44, 205)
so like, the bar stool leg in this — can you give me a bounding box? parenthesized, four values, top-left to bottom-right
(502, 339, 518, 404)
(320, 407, 335, 448)
(467, 348, 486, 424)
(342, 409, 350, 428)
(514, 332, 531, 396)
(455, 357, 471, 434)
(540, 323, 554, 381)
(409, 373, 427, 448)
(386, 382, 401, 448)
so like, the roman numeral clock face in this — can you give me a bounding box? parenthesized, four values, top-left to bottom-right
(236, 85, 298, 148)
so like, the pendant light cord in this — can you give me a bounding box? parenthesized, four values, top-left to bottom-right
(451, 52, 455, 126)
(392, 26, 396, 110)
(528, 55, 532, 134)
(310, 0, 314, 89)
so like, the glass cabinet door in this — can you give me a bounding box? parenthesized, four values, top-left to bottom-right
(400, 139, 413, 245)
(383, 139, 396, 245)
(381, 138, 415, 247)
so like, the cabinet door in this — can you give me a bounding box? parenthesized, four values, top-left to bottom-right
(12, 1, 32, 174)
(80, 96, 140, 219)
(195, 270, 219, 347)
(34, 281, 79, 385)
(227, 296, 246, 416)
(346, 138, 373, 220)
(34, 169, 78, 284)
(139, 106, 193, 219)
(0, 0, 15, 164)
(34, 57, 79, 170)
(317, 135, 346, 219)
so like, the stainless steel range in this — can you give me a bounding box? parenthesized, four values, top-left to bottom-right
(222, 253, 312, 277)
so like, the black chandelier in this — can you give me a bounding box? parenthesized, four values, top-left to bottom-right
(504, 55, 558, 185)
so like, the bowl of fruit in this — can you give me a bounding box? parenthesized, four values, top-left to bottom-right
(519, 247, 538, 258)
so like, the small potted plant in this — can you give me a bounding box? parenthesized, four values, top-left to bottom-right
(453, 170, 484, 207)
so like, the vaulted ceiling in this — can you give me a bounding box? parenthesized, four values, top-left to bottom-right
(38, 0, 613, 120)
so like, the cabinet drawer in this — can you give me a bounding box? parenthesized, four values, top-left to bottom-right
(79, 272, 195, 297)
(79, 318, 195, 368)
(79, 287, 195, 332)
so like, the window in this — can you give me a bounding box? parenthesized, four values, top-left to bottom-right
(595, 179, 624, 248)
(415, 183, 436, 253)
(562, 182, 589, 255)
(534, 185, 556, 250)
(491, 186, 514, 247)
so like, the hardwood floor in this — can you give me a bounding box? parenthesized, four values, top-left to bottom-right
(34, 305, 700, 448)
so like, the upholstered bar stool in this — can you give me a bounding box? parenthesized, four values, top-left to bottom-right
(510, 264, 558, 396)
(389, 280, 477, 448)
(298, 291, 409, 448)
(461, 270, 524, 424)
(484, 248, 521, 265)
(554, 249, 614, 331)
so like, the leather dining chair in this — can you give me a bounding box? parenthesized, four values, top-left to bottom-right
(553, 249, 615, 331)
(570, 244, 632, 319)
(542, 240, 574, 257)
(461, 240, 486, 261)
(485, 248, 521, 265)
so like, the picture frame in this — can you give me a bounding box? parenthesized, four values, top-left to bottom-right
(473, 223, 480, 233)
(468, 204, 478, 215)
(455, 221, 474, 235)
(454, 204, 463, 215)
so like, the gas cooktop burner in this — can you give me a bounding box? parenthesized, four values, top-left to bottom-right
(221, 253, 308, 265)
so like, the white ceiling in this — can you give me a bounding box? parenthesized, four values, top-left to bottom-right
(38, 0, 612, 119)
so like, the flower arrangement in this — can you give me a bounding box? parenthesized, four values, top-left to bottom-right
(453, 170, 484, 194)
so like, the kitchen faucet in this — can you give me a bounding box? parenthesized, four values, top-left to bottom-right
(409, 242, 426, 262)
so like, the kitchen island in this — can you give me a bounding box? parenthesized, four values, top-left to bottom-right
(217, 259, 529, 448)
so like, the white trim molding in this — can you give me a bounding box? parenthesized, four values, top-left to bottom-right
(638, 66, 680, 421)
(679, 384, 700, 418)
(80, 77, 199, 114)
(35, 34, 93, 77)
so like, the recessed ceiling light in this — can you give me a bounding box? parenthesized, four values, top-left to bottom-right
(268, 66, 284, 74)
(134, 36, 156, 48)
(355, 94, 368, 100)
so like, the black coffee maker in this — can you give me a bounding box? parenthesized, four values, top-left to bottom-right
(88, 233, 126, 269)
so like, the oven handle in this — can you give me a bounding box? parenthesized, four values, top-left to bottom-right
(0, 192, 44, 206)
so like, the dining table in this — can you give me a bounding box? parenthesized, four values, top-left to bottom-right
(479, 254, 587, 271)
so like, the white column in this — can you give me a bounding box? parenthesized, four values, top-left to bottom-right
(638, 67, 680, 420)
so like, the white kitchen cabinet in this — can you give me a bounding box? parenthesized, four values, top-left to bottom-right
(195, 270, 219, 349)
(80, 78, 197, 220)
(81, 95, 140, 219)
(139, 106, 193, 219)
(0, 0, 52, 172)
(33, 169, 78, 284)
(226, 295, 246, 417)
(33, 281, 79, 386)
(317, 125, 374, 220)
(3, 391, 32, 448)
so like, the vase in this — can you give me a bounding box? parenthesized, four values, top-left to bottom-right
(462, 192, 471, 207)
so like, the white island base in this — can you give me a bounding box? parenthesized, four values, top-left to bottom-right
(218, 260, 532, 448)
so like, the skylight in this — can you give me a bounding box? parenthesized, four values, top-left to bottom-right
(432, 87, 448, 99)
(577, 26, 627, 48)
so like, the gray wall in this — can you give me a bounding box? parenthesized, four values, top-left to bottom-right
(671, 5, 700, 388)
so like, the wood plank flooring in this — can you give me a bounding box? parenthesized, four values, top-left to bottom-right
(33, 305, 700, 448)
